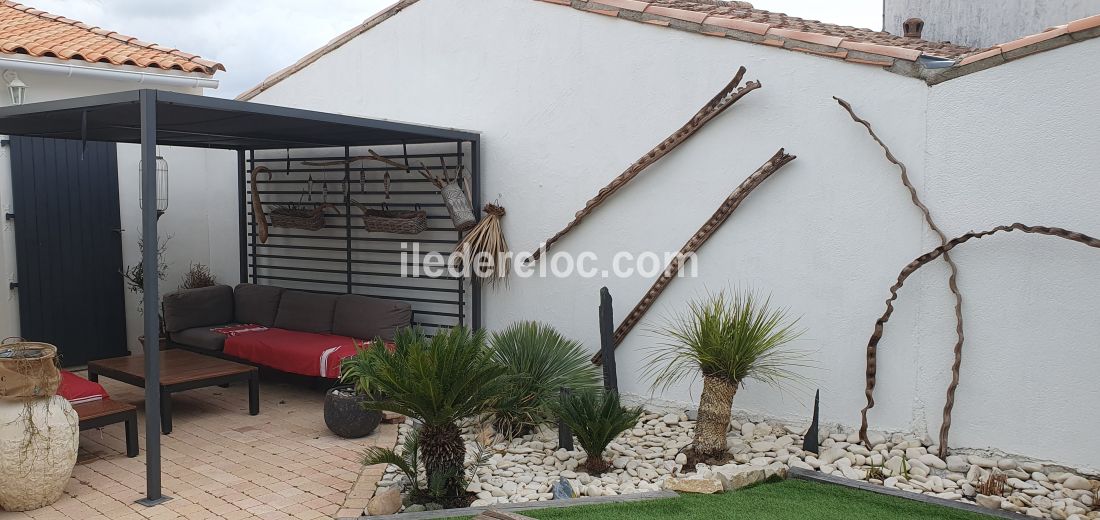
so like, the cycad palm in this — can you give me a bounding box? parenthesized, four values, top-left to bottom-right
(647, 290, 806, 459)
(356, 326, 507, 496)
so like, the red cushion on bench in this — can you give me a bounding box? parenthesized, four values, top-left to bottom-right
(224, 328, 363, 378)
(57, 370, 109, 404)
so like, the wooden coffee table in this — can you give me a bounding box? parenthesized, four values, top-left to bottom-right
(87, 349, 259, 434)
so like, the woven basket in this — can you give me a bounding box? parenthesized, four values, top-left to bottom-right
(269, 204, 332, 231)
(0, 340, 61, 398)
(356, 203, 428, 234)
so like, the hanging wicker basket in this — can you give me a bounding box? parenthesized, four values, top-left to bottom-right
(269, 204, 336, 231)
(354, 202, 428, 235)
(0, 340, 61, 398)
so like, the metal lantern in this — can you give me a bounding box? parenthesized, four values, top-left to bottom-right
(139, 155, 169, 217)
(3, 71, 26, 106)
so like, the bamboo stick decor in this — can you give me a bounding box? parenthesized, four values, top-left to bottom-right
(833, 97, 965, 456)
(858, 223, 1100, 450)
(593, 148, 796, 364)
(528, 66, 762, 262)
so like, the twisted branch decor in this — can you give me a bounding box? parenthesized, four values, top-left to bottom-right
(833, 97, 965, 456)
(593, 148, 796, 364)
(528, 66, 761, 262)
(250, 166, 272, 243)
(858, 223, 1100, 449)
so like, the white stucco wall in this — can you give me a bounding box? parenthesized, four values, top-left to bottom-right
(0, 66, 238, 354)
(247, 0, 1100, 470)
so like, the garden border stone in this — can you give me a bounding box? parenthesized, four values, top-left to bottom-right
(788, 467, 1020, 519)
(346, 490, 679, 520)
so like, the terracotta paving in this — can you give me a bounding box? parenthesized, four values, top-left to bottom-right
(0, 373, 395, 520)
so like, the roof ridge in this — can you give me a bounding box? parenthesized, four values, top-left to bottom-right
(237, 0, 419, 100)
(0, 0, 225, 74)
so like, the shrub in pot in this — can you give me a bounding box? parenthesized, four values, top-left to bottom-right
(326, 340, 383, 438)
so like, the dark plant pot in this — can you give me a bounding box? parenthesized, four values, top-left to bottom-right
(324, 385, 382, 438)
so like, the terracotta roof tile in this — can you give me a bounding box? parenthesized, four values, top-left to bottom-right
(0, 1, 223, 74)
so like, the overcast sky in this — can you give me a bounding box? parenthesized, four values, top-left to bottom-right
(29, 0, 883, 99)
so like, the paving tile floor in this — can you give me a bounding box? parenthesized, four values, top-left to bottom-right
(0, 372, 395, 520)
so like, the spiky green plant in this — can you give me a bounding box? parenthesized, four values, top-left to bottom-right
(353, 326, 508, 497)
(647, 290, 807, 459)
(488, 321, 601, 437)
(338, 339, 381, 396)
(362, 428, 421, 491)
(550, 389, 642, 474)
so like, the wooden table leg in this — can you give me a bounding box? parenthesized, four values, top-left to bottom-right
(125, 409, 139, 458)
(248, 371, 259, 416)
(160, 387, 173, 435)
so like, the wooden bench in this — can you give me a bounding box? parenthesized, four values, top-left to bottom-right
(73, 398, 139, 458)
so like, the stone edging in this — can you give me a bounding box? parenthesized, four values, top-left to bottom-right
(343, 490, 679, 520)
(788, 468, 1019, 519)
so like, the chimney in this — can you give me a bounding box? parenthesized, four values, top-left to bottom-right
(903, 17, 924, 38)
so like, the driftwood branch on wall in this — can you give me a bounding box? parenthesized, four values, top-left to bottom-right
(593, 148, 796, 364)
(833, 97, 965, 456)
(250, 166, 272, 244)
(858, 223, 1100, 448)
(528, 67, 761, 262)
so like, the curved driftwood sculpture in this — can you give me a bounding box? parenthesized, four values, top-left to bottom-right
(593, 148, 796, 364)
(833, 97, 965, 456)
(859, 223, 1100, 449)
(528, 67, 761, 262)
(250, 165, 272, 243)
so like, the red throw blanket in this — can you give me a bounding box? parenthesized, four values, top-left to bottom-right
(223, 328, 364, 378)
(57, 370, 109, 404)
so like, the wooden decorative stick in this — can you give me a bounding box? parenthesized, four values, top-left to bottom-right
(249, 166, 272, 244)
(858, 224, 1100, 449)
(593, 148, 796, 364)
(834, 97, 964, 456)
(529, 67, 761, 262)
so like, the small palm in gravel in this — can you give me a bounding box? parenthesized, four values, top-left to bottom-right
(647, 290, 807, 461)
(551, 389, 642, 474)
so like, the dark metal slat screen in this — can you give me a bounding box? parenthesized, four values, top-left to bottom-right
(241, 142, 475, 334)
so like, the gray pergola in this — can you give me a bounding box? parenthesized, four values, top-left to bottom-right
(0, 89, 480, 504)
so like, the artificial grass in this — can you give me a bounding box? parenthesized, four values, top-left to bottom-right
(510, 479, 993, 520)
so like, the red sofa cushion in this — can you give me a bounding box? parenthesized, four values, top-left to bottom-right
(224, 328, 364, 378)
(57, 370, 109, 404)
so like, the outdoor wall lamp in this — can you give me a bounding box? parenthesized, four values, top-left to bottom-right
(138, 154, 169, 218)
(3, 70, 26, 106)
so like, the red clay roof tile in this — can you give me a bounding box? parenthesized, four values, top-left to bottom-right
(1066, 13, 1100, 33)
(702, 15, 769, 35)
(0, 1, 223, 74)
(997, 25, 1067, 52)
(644, 5, 708, 24)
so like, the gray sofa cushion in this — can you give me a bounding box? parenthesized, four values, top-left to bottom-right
(169, 325, 233, 352)
(234, 283, 285, 327)
(332, 294, 412, 341)
(162, 285, 235, 333)
(274, 291, 338, 334)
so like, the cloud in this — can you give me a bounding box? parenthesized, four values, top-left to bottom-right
(27, 0, 394, 98)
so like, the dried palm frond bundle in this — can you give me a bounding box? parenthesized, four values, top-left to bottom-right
(453, 204, 507, 285)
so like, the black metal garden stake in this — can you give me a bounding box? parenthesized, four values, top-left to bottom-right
(802, 389, 820, 454)
(599, 287, 617, 392)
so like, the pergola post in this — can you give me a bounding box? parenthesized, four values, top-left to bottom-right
(137, 89, 167, 506)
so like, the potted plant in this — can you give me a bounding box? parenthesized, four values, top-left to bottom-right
(325, 339, 383, 438)
(122, 236, 170, 351)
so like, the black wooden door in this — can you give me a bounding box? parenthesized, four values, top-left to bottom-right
(10, 136, 128, 367)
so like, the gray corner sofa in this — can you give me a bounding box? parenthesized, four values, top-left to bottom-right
(162, 283, 412, 377)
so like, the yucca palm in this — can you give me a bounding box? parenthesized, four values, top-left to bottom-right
(647, 290, 806, 459)
(354, 326, 508, 496)
(488, 321, 601, 437)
